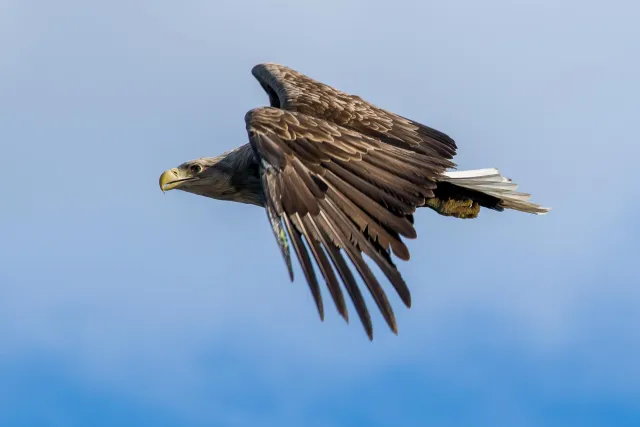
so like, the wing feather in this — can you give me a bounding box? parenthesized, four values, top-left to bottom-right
(322, 161, 415, 216)
(252, 63, 458, 161)
(264, 193, 294, 281)
(247, 107, 441, 338)
(282, 214, 324, 320)
(299, 214, 348, 321)
(316, 216, 373, 338)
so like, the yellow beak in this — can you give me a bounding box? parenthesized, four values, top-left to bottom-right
(159, 168, 180, 192)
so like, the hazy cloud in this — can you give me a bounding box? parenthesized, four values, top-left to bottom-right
(1, 0, 638, 426)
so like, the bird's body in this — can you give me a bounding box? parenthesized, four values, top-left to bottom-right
(160, 63, 550, 339)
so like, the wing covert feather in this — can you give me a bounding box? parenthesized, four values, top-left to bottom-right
(252, 62, 458, 160)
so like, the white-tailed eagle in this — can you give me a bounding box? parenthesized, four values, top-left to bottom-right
(159, 63, 550, 339)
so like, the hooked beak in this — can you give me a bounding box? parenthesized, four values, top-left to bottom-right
(159, 168, 192, 192)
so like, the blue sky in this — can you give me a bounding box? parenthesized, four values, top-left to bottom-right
(1, 0, 638, 426)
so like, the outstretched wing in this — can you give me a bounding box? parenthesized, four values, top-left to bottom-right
(252, 63, 458, 161)
(246, 107, 454, 339)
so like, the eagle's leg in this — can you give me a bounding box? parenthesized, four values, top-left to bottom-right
(424, 198, 481, 219)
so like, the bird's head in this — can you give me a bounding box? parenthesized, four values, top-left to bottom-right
(159, 144, 264, 205)
(159, 157, 234, 199)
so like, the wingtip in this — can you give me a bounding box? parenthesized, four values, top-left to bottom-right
(251, 62, 288, 78)
(363, 323, 374, 341)
(339, 308, 350, 324)
(402, 292, 412, 309)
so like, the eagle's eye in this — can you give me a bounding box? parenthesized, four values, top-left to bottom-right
(190, 164, 203, 174)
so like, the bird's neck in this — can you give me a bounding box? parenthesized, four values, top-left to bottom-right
(221, 143, 265, 207)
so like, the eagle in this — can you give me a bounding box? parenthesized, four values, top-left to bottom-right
(159, 63, 550, 340)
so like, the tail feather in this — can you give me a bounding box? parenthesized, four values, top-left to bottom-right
(441, 168, 551, 215)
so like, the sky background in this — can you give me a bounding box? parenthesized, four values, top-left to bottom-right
(1, 0, 638, 426)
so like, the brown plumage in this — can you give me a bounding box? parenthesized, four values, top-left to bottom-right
(159, 63, 550, 340)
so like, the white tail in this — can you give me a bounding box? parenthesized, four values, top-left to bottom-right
(441, 168, 551, 215)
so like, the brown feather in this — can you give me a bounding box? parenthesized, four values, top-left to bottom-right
(323, 161, 416, 216)
(298, 214, 348, 322)
(318, 198, 398, 334)
(251, 63, 457, 160)
(316, 219, 373, 339)
(282, 215, 324, 320)
(245, 103, 444, 338)
(333, 159, 430, 205)
(323, 172, 416, 240)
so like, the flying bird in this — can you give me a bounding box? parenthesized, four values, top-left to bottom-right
(159, 63, 550, 339)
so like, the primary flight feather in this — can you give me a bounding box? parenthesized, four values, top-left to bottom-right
(159, 63, 550, 339)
